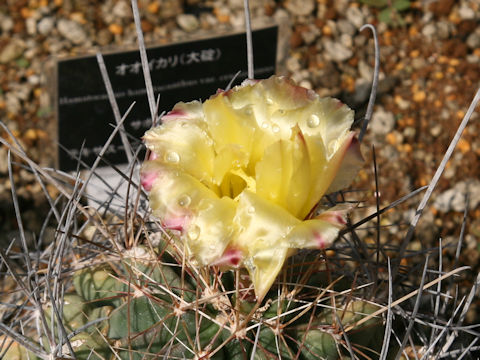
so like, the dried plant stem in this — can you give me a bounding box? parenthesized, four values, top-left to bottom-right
(244, 0, 254, 79)
(131, 0, 157, 124)
(96, 52, 134, 163)
(358, 24, 379, 143)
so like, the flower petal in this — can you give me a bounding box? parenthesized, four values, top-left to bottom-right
(285, 205, 348, 249)
(142, 76, 363, 298)
(203, 93, 256, 162)
(160, 101, 205, 123)
(141, 161, 236, 264)
(255, 129, 311, 218)
(185, 196, 237, 265)
(300, 131, 357, 218)
(233, 190, 300, 299)
(212, 144, 250, 186)
(143, 101, 215, 187)
(327, 136, 364, 194)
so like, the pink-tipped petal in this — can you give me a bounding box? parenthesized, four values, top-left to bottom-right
(163, 215, 189, 231)
(161, 109, 186, 122)
(314, 231, 326, 249)
(316, 210, 348, 227)
(148, 151, 158, 161)
(140, 171, 157, 192)
(211, 247, 243, 267)
(285, 217, 343, 250)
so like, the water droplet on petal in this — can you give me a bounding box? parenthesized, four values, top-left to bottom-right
(178, 194, 191, 207)
(266, 97, 274, 105)
(307, 114, 320, 128)
(187, 225, 200, 241)
(272, 125, 280, 133)
(206, 138, 214, 146)
(165, 151, 180, 163)
(261, 122, 269, 129)
(247, 206, 255, 214)
(232, 159, 241, 168)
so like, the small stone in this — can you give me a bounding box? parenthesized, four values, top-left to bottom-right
(25, 17, 37, 35)
(27, 74, 40, 85)
(458, 4, 475, 20)
(227, 0, 244, 8)
(413, 90, 426, 103)
(290, 30, 303, 48)
(428, 0, 455, 16)
(403, 126, 416, 138)
(351, 78, 371, 105)
(0, 40, 25, 64)
(394, 96, 410, 110)
(323, 39, 352, 62)
(286, 56, 301, 72)
(229, 11, 245, 28)
(339, 33, 353, 48)
(301, 25, 320, 45)
(436, 20, 451, 39)
(334, 0, 350, 15)
(346, 6, 364, 29)
(412, 57, 426, 70)
(37, 17, 55, 35)
(466, 29, 480, 49)
(430, 124, 442, 137)
(358, 60, 373, 81)
(1, 17, 13, 33)
(108, 23, 123, 35)
(337, 19, 356, 36)
(57, 19, 87, 45)
(370, 107, 395, 135)
(176, 14, 199, 32)
(378, 76, 399, 95)
(112, 0, 131, 18)
(434, 180, 480, 213)
(285, 0, 315, 16)
(147, 1, 160, 14)
(422, 23, 436, 37)
(96, 28, 112, 46)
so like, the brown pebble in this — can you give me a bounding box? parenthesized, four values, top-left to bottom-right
(290, 30, 303, 48)
(13, 20, 25, 33)
(141, 19, 153, 33)
(441, 39, 468, 58)
(429, 0, 455, 17)
(457, 20, 477, 37)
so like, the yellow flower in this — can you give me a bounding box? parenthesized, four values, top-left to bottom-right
(141, 76, 363, 299)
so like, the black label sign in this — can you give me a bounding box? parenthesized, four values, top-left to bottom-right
(57, 25, 278, 171)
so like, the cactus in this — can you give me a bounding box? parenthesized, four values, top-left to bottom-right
(55, 248, 386, 359)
